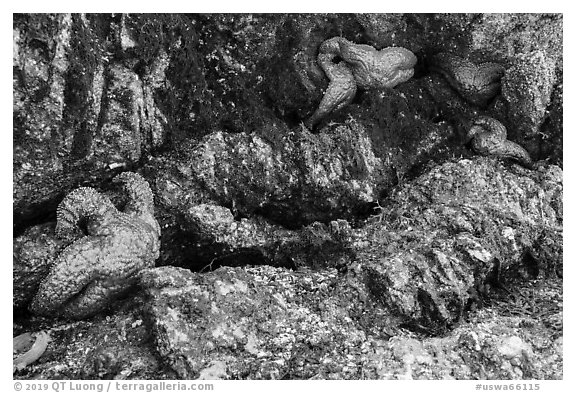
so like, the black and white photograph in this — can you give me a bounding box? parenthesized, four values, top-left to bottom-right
(11, 8, 566, 387)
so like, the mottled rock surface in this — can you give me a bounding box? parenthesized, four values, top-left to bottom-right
(502, 51, 557, 157)
(354, 157, 562, 330)
(137, 265, 561, 380)
(152, 121, 391, 228)
(184, 204, 353, 270)
(13, 297, 173, 380)
(13, 14, 169, 229)
(140, 265, 363, 379)
(14, 13, 563, 230)
(13, 266, 562, 380)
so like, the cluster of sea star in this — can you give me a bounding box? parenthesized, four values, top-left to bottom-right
(429, 53, 532, 166)
(21, 41, 536, 325)
(306, 37, 532, 166)
(30, 172, 161, 320)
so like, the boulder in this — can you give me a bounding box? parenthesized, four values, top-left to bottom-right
(354, 157, 562, 330)
(139, 265, 373, 379)
(502, 51, 557, 157)
(138, 265, 562, 379)
(152, 121, 392, 228)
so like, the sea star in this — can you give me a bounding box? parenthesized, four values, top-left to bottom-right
(306, 37, 417, 128)
(430, 52, 506, 107)
(467, 116, 533, 167)
(30, 172, 161, 319)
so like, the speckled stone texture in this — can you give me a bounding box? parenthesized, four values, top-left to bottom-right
(13, 13, 563, 380)
(502, 51, 557, 157)
(140, 265, 366, 379)
(152, 121, 392, 227)
(139, 265, 562, 379)
(14, 14, 563, 231)
(13, 295, 171, 380)
(354, 157, 562, 330)
(13, 15, 171, 229)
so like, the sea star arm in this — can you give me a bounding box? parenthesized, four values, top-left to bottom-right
(113, 172, 160, 236)
(30, 172, 161, 320)
(55, 187, 117, 243)
(431, 53, 505, 106)
(492, 141, 534, 168)
(113, 172, 155, 216)
(305, 56, 357, 128)
(468, 116, 507, 140)
(468, 116, 533, 168)
(340, 41, 417, 89)
(57, 252, 144, 319)
(30, 236, 106, 316)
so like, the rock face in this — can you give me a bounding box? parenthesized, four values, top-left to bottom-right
(137, 157, 562, 378)
(140, 265, 365, 379)
(153, 121, 392, 228)
(13, 14, 169, 229)
(139, 265, 562, 380)
(13, 295, 172, 380)
(14, 13, 563, 230)
(502, 51, 557, 157)
(183, 204, 354, 270)
(354, 158, 562, 330)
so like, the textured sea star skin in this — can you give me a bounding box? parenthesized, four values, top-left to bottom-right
(330, 37, 417, 89)
(467, 116, 533, 167)
(306, 37, 417, 128)
(431, 52, 506, 106)
(304, 55, 357, 129)
(30, 172, 161, 319)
